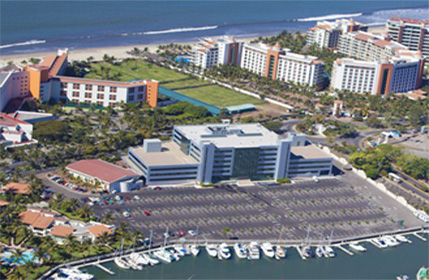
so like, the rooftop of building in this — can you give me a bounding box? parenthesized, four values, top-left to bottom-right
(86, 224, 112, 237)
(1, 182, 31, 194)
(19, 211, 55, 229)
(55, 76, 158, 88)
(175, 123, 280, 148)
(11, 111, 54, 123)
(0, 200, 9, 206)
(0, 113, 30, 127)
(388, 17, 429, 26)
(290, 145, 331, 160)
(130, 141, 198, 166)
(66, 159, 137, 183)
(50, 225, 74, 238)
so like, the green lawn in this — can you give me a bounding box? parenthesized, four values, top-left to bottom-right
(177, 85, 266, 107)
(162, 79, 210, 89)
(85, 60, 189, 82)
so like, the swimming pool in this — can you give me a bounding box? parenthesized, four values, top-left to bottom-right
(2, 250, 38, 264)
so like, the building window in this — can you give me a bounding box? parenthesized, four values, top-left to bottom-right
(138, 86, 144, 92)
(110, 87, 117, 93)
(109, 102, 116, 107)
(72, 92, 79, 97)
(85, 84, 92, 91)
(129, 95, 134, 101)
(85, 100, 91, 104)
(98, 85, 105, 91)
(128, 87, 135, 93)
(85, 92, 92, 98)
(138, 94, 143, 100)
(73, 83, 80, 90)
(97, 101, 103, 106)
(61, 82, 67, 89)
(97, 93, 104, 100)
(60, 91, 67, 97)
(109, 95, 116, 101)
(73, 99, 79, 104)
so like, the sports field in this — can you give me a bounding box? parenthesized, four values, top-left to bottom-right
(85, 60, 189, 82)
(177, 85, 266, 107)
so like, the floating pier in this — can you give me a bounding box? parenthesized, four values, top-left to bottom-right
(336, 245, 354, 256)
(95, 263, 115, 275)
(413, 232, 427, 241)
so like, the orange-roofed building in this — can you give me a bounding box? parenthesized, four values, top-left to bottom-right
(50, 225, 75, 244)
(87, 224, 113, 242)
(1, 182, 31, 194)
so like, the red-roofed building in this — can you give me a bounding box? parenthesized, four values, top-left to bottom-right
(66, 159, 142, 193)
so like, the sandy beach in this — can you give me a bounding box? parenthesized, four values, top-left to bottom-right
(0, 37, 258, 68)
(0, 26, 386, 68)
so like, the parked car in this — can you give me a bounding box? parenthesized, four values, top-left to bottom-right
(143, 211, 150, 216)
(312, 176, 319, 182)
(115, 195, 121, 201)
(134, 195, 141, 200)
(188, 230, 199, 236)
(123, 211, 130, 218)
(151, 186, 162, 190)
(177, 230, 185, 237)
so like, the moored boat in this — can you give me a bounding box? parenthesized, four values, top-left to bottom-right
(234, 243, 247, 259)
(247, 242, 260, 260)
(114, 257, 131, 269)
(261, 242, 275, 258)
(315, 246, 324, 258)
(323, 246, 335, 258)
(218, 243, 231, 260)
(206, 244, 218, 258)
(190, 245, 200, 256)
(349, 242, 367, 252)
(275, 246, 286, 260)
(395, 235, 412, 243)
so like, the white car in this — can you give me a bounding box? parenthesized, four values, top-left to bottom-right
(134, 195, 141, 200)
(115, 195, 121, 201)
(188, 230, 199, 236)
(123, 211, 130, 218)
(313, 176, 319, 182)
(88, 202, 94, 207)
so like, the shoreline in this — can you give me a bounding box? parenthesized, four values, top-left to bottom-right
(0, 26, 385, 67)
(0, 36, 259, 67)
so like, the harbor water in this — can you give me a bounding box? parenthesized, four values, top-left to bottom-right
(84, 234, 429, 279)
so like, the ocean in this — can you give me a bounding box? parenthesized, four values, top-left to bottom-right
(0, 1, 428, 55)
(83, 234, 429, 279)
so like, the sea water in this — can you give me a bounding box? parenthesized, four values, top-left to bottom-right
(1, 0, 427, 55)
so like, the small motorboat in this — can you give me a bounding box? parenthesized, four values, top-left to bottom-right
(206, 244, 218, 258)
(315, 246, 324, 258)
(234, 243, 247, 259)
(190, 245, 200, 256)
(218, 243, 231, 260)
(261, 242, 275, 258)
(247, 242, 260, 260)
(349, 242, 367, 252)
(323, 246, 335, 258)
(395, 235, 412, 244)
(114, 257, 131, 269)
(275, 245, 286, 260)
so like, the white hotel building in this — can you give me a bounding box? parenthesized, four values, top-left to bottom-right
(387, 17, 429, 56)
(240, 43, 325, 89)
(191, 37, 243, 69)
(331, 53, 424, 95)
(126, 122, 332, 185)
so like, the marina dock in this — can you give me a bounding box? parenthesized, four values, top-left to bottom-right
(95, 264, 115, 275)
(295, 246, 306, 260)
(413, 232, 427, 241)
(335, 245, 354, 256)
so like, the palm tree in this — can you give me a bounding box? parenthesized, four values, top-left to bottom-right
(68, 198, 79, 213)
(33, 247, 49, 265)
(11, 249, 24, 265)
(78, 205, 94, 220)
(54, 193, 65, 206)
(101, 212, 114, 224)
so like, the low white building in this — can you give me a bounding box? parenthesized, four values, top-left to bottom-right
(0, 113, 37, 149)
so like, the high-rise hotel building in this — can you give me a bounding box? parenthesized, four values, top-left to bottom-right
(240, 43, 325, 89)
(191, 37, 243, 69)
(387, 17, 429, 56)
(331, 51, 424, 95)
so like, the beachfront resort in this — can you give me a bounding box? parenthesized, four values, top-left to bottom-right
(0, 12, 428, 280)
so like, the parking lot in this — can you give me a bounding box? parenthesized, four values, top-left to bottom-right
(91, 171, 424, 243)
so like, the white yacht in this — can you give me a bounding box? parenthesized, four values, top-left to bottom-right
(275, 246, 286, 260)
(125, 256, 143, 270)
(395, 235, 412, 243)
(233, 243, 247, 259)
(190, 245, 200, 256)
(206, 244, 218, 258)
(349, 242, 367, 252)
(382, 236, 400, 247)
(247, 242, 260, 260)
(57, 268, 94, 280)
(130, 252, 149, 266)
(302, 246, 313, 258)
(218, 243, 231, 260)
(153, 249, 172, 263)
(372, 238, 388, 248)
(114, 257, 131, 269)
(173, 244, 187, 256)
(261, 242, 275, 258)
(146, 253, 160, 266)
(323, 246, 335, 258)
(315, 246, 324, 258)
